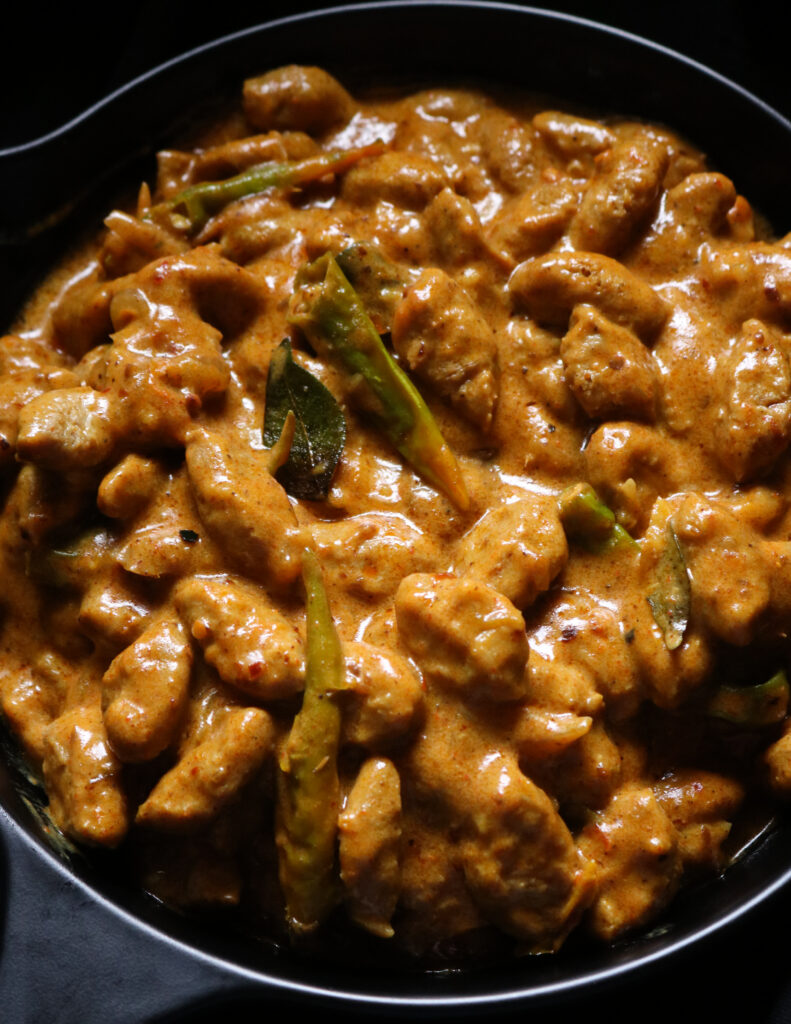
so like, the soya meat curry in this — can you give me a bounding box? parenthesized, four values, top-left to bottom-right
(2, 64, 791, 960)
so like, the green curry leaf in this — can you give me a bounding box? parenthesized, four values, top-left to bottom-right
(647, 522, 690, 650)
(263, 339, 346, 501)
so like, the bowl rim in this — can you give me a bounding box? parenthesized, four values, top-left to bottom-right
(2, 0, 790, 158)
(4, 795, 789, 1011)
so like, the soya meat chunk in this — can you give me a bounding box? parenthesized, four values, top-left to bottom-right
(395, 573, 529, 703)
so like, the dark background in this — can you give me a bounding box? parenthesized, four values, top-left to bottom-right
(1, 1, 790, 1021)
(1, 0, 788, 147)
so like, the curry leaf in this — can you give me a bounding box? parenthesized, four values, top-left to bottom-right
(647, 522, 690, 650)
(263, 339, 346, 501)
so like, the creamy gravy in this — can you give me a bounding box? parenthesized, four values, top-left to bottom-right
(2, 64, 791, 961)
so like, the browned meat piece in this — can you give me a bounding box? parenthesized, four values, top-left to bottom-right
(726, 487, 786, 532)
(78, 567, 154, 650)
(424, 187, 507, 270)
(408, 701, 593, 949)
(174, 575, 304, 701)
(633, 173, 738, 273)
(114, 467, 218, 581)
(479, 110, 537, 192)
(585, 422, 692, 533)
(654, 770, 744, 870)
(2, 463, 96, 546)
(518, 624, 607, 775)
(493, 179, 582, 260)
(243, 65, 354, 134)
(525, 649, 603, 718)
(459, 750, 593, 949)
(566, 131, 670, 255)
(341, 641, 424, 749)
(528, 589, 642, 720)
(0, 333, 66, 376)
(185, 428, 306, 590)
(454, 494, 568, 608)
(219, 198, 352, 266)
(81, 248, 261, 448)
(490, 319, 585, 479)
(97, 455, 170, 520)
(136, 707, 275, 832)
(672, 492, 773, 646)
(338, 757, 402, 938)
(726, 194, 756, 241)
(389, 88, 498, 200)
(15, 387, 116, 470)
(99, 210, 187, 278)
(560, 304, 658, 421)
(50, 272, 116, 358)
(41, 700, 129, 847)
(391, 268, 499, 431)
(311, 512, 439, 603)
(0, 661, 61, 764)
(579, 783, 681, 941)
(0, 335, 77, 470)
(712, 318, 791, 482)
(175, 663, 245, 754)
(512, 704, 593, 761)
(528, 720, 624, 811)
(397, 827, 486, 956)
(510, 251, 668, 339)
(395, 573, 529, 703)
(699, 242, 791, 325)
(341, 151, 449, 209)
(657, 130, 709, 187)
(102, 616, 192, 762)
(532, 111, 616, 158)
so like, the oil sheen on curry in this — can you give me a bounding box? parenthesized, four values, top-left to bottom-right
(2, 64, 791, 961)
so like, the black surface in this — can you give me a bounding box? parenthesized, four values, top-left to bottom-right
(2, 3, 791, 1022)
(1, 0, 788, 150)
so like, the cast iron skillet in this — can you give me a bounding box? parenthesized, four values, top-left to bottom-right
(2, 3, 791, 1020)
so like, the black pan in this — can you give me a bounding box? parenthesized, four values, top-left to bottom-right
(2, 4, 791, 1021)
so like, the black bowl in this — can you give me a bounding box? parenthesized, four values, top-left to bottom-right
(2, 4, 791, 1020)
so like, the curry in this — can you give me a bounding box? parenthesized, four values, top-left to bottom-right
(2, 64, 791, 961)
